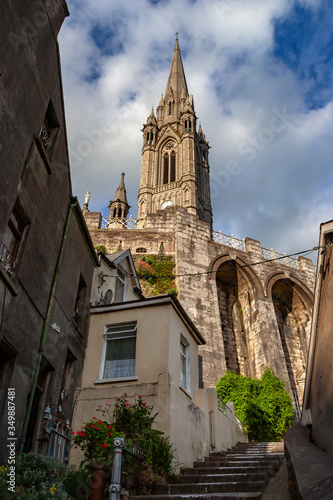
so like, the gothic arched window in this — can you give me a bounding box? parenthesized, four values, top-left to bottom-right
(163, 153, 169, 184)
(162, 151, 176, 184)
(170, 152, 176, 182)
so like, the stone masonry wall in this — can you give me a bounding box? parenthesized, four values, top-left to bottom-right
(84, 206, 315, 400)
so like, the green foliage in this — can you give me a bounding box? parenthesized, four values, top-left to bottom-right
(71, 417, 113, 465)
(0, 454, 72, 499)
(216, 369, 294, 442)
(110, 394, 156, 439)
(135, 255, 177, 296)
(95, 244, 106, 254)
(64, 466, 90, 500)
(98, 394, 178, 494)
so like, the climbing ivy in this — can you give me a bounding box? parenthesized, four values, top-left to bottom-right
(135, 255, 177, 296)
(216, 369, 294, 442)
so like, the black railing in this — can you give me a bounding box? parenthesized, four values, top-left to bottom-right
(0, 242, 14, 276)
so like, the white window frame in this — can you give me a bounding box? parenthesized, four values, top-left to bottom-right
(98, 322, 137, 382)
(180, 334, 191, 394)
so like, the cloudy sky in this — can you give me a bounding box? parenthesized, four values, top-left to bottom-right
(58, 0, 333, 260)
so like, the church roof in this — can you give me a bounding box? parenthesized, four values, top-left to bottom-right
(112, 172, 128, 204)
(164, 38, 188, 106)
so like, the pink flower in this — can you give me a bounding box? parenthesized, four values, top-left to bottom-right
(124, 401, 130, 407)
(138, 394, 142, 398)
(106, 401, 111, 406)
(98, 405, 102, 408)
(142, 400, 147, 406)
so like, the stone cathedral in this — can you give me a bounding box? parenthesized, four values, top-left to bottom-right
(84, 38, 315, 413)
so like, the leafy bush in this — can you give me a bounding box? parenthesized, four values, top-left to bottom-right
(0, 454, 72, 499)
(97, 394, 178, 494)
(216, 369, 294, 441)
(71, 418, 113, 465)
(64, 466, 90, 500)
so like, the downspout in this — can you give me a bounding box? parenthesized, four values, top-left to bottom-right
(19, 198, 77, 455)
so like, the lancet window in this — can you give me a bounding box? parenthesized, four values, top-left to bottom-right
(162, 151, 176, 185)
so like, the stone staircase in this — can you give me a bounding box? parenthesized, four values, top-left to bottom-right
(132, 441, 285, 499)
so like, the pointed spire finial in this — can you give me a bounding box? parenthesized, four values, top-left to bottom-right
(175, 32, 179, 40)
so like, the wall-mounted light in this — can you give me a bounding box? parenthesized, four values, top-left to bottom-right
(44, 405, 51, 420)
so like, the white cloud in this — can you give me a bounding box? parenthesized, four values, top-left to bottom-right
(59, 0, 333, 259)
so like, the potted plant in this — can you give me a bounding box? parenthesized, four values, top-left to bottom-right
(71, 417, 113, 500)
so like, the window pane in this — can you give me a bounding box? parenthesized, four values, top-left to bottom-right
(106, 323, 137, 335)
(104, 337, 136, 378)
(180, 340, 187, 389)
(105, 337, 136, 362)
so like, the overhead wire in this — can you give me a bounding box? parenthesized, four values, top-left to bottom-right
(127, 245, 321, 280)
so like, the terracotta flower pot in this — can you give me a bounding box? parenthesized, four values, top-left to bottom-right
(89, 463, 109, 500)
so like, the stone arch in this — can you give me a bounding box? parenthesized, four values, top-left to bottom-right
(209, 254, 265, 298)
(266, 272, 313, 409)
(210, 254, 264, 377)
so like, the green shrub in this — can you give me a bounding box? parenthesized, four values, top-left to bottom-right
(0, 454, 72, 499)
(216, 369, 294, 441)
(98, 394, 178, 494)
(64, 466, 90, 500)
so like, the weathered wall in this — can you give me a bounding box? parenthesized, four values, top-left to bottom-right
(0, 0, 96, 458)
(302, 224, 333, 455)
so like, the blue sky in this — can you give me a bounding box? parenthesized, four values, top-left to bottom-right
(59, 0, 333, 259)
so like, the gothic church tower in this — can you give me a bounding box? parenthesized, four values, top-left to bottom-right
(138, 37, 212, 229)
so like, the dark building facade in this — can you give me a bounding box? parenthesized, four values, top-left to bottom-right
(0, 0, 99, 459)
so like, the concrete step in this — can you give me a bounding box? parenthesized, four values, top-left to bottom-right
(182, 466, 279, 476)
(131, 442, 285, 500)
(207, 453, 283, 460)
(195, 459, 282, 468)
(131, 494, 262, 500)
(171, 472, 272, 484)
(153, 481, 266, 494)
(131, 493, 262, 500)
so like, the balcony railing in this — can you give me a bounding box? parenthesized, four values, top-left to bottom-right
(100, 215, 146, 229)
(0, 242, 14, 276)
(40, 417, 71, 463)
(261, 247, 298, 269)
(39, 122, 52, 153)
(212, 231, 246, 251)
(97, 217, 315, 273)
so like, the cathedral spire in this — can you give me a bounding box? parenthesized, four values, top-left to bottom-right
(164, 37, 188, 112)
(113, 172, 127, 204)
(108, 172, 130, 224)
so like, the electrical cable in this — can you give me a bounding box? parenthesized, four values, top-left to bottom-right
(126, 245, 321, 280)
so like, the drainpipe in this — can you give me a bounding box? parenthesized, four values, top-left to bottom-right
(19, 198, 77, 455)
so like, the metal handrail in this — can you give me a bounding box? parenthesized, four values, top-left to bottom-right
(109, 437, 144, 499)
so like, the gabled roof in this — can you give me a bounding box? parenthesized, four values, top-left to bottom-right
(100, 249, 141, 291)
